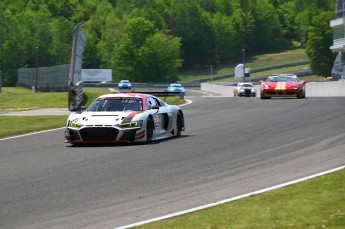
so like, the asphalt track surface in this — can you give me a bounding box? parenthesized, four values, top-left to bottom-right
(1, 91, 345, 229)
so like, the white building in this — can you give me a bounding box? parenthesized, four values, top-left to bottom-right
(330, 0, 345, 80)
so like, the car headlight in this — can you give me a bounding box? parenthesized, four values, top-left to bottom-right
(70, 121, 83, 129)
(119, 120, 143, 128)
(264, 84, 269, 89)
(293, 85, 300, 89)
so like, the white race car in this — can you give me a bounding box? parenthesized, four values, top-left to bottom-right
(64, 93, 185, 145)
(233, 82, 256, 97)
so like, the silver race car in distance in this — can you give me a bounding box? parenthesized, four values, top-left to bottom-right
(233, 82, 256, 97)
(64, 93, 185, 145)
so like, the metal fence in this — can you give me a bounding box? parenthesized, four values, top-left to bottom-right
(17, 64, 70, 92)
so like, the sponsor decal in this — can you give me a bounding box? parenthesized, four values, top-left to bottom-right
(99, 97, 142, 101)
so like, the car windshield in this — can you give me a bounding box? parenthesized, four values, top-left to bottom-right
(120, 80, 129, 83)
(266, 76, 299, 82)
(170, 84, 182, 88)
(241, 84, 253, 87)
(87, 97, 143, 112)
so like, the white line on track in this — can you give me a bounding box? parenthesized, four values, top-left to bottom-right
(115, 165, 345, 229)
(179, 99, 192, 106)
(0, 127, 65, 141)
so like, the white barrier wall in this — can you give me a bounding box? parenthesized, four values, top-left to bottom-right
(201, 81, 345, 97)
(306, 81, 345, 97)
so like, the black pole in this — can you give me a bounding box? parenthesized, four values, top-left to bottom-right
(242, 48, 246, 82)
(35, 47, 38, 92)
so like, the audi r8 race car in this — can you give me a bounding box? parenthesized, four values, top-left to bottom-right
(259, 74, 307, 99)
(64, 93, 185, 145)
(233, 82, 256, 97)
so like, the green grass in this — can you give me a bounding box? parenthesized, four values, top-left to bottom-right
(0, 87, 113, 138)
(178, 48, 308, 82)
(0, 87, 184, 110)
(136, 168, 345, 228)
(0, 87, 112, 110)
(247, 48, 307, 68)
(0, 116, 68, 138)
(0, 87, 68, 110)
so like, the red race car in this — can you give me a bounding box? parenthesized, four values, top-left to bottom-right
(259, 74, 307, 99)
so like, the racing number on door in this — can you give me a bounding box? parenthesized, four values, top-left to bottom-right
(153, 115, 159, 129)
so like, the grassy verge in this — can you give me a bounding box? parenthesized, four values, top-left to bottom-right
(0, 87, 68, 110)
(178, 48, 309, 82)
(136, 168, 345, 228)
(0, 116, 68, 138)
(0, 87, 112, 110)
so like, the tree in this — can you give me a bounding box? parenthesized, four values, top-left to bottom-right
(306, 11, 335, 77)
(211, 9, 246, 63)
(168, 0, 215, 67)
(137, 33, 182, 82)
(294, 0, 334, 46)
(112, 17, 182, 82)
(277, 1, 299, 43)
(247, 0, 284, 52)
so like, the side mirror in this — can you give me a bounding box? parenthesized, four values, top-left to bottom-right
(76, 106, 87, 114)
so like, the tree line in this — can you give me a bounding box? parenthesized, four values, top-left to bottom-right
(0, 0, 335, 86)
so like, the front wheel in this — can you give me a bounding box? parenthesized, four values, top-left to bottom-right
(298, 87, 306, 98)
(146, 116, 154, 143)
(176, 112, 184, 136)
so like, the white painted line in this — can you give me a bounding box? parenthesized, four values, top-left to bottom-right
(180, 99, 192, 106)
(0, 127, 65, 141)
(115, 165, 345, 229)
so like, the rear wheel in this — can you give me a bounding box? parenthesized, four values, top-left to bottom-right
(146, 116, 154, 143)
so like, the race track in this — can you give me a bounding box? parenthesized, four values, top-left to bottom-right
(1, 92, 345, 229)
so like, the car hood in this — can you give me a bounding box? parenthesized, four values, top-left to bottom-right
(263, 82, 300, 89)
(69, 111, 142, 126)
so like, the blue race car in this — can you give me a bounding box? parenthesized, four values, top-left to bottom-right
(166, 83, 186, 93)
(118, 80, 132, 90)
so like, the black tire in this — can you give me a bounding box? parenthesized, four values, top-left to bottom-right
(176, 112, 184, 136)
(298, 87, 306, 99)
(260, 95, 271, 99)
(146, 116, 154, 143)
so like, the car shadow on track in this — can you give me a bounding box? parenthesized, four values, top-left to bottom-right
(66, 134, 193, 147)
